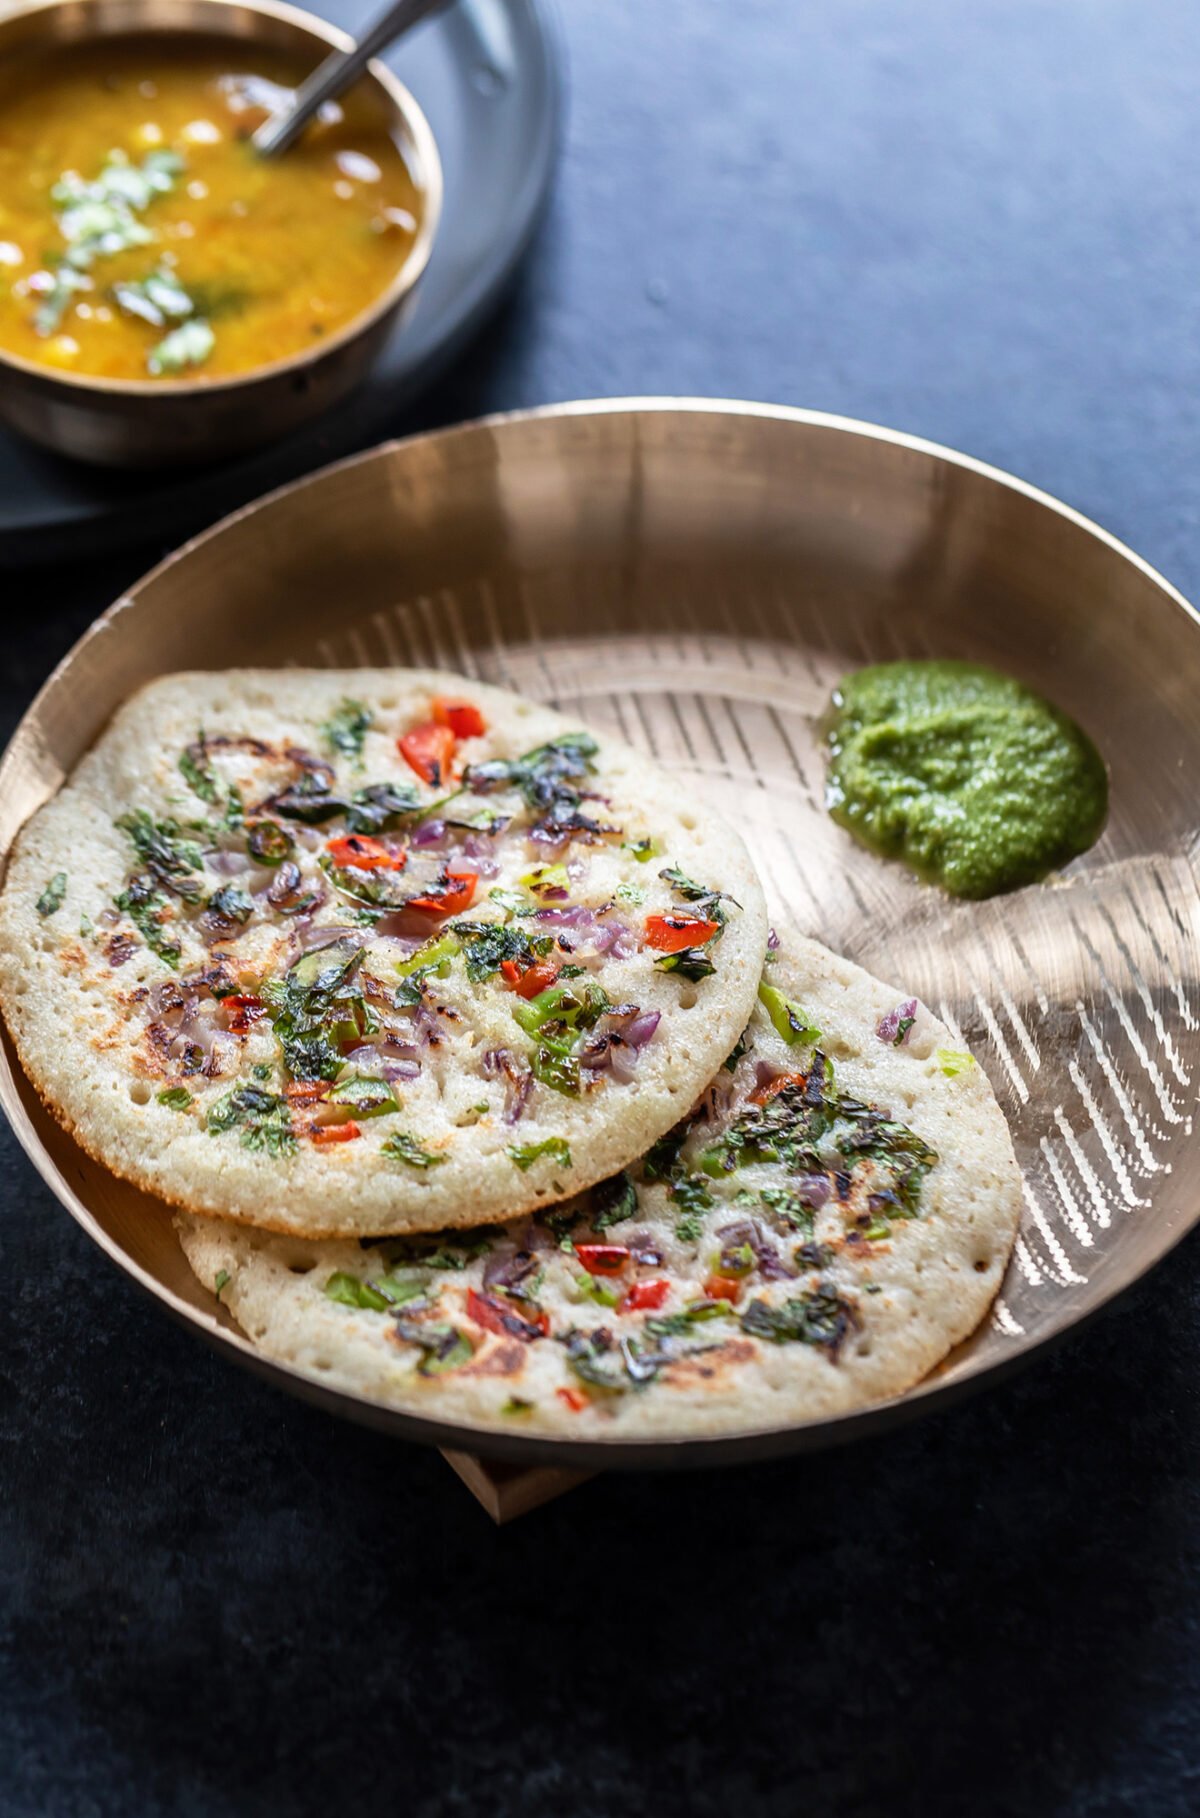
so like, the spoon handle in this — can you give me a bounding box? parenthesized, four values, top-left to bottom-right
(253, 0, 452, 158)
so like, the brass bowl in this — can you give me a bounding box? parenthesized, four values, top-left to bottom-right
(0, 0, 442, 468)
(3, 399, 1200, 1468)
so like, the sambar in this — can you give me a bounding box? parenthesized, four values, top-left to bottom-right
(0, 34, 427, 382)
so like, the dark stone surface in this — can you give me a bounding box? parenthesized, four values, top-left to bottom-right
(4, 1, 1200, 1811)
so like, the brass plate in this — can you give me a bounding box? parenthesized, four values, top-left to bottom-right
(3, 399, 1198, 1468)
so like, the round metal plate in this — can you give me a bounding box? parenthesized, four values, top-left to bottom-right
(2, 399, 1197, 1469)
(0, 0, 561, 563)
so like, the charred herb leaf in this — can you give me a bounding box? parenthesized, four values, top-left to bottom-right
(591, 1171, 638, 1231)
(261, 937, 368, 1082)
(205, 1083, 295, 1155)
(207, 884, 253, 925)
(344, 781, 422, 835)
(742, 1285, 859, 1356)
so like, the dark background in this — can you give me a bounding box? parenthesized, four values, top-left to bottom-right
(5, 2, 1200, 1812)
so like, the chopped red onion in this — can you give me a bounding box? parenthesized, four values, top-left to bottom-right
(767, 927, 781, 951)
(482, 1246, 538, 1290)
(482, 1047, 533, 1122)
(624, 1010, 661, 1048)
(206, 849, 248, 877)
(411, 819, 447, 848)
(795, 1173, 832, 1209)
(876, 999, 918, 1046)
(382, 1059, 421, 1081)
(534, 904, 592, 928)
(716, 1217, 796, 1281)
(297, 922, 366, 953)
(374, 907, 439, 941)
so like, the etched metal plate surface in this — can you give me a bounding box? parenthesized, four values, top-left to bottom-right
(2, 401, 1196, 1465)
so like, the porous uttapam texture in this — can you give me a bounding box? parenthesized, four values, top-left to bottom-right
(0, 669, 767, 1238)
(177, 935, 1022, 1439)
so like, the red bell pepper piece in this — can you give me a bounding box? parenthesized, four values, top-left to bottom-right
(224, 994, 267, 1035)
(325, 833, 406, 871)
(432, 696, 487, 740)
(465, 1287, 548, 1342)
(574, 1244, 631, 1276)
(398, 721, 457, 786)
(619, 1278, 669, 1313)
(557, 1386, 588, 1412)
(501, 958, 560, 999)
(644, 913, 720, 953)
(312, 1121, 361, 1145)
(749, 1070, 809, 1106)
(407, 869, 478, 916)
(703, 1272, 742, 1303)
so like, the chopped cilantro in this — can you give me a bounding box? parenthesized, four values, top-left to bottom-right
(116, 809, 203, 892)
(178, 743, 217, 804)
(113, 878, 180, 968)
(647, 1301, 727, 1338)
(381, 1132, 446, 1168)
(36, 873, 67, 917)
(615, 881, 648, 905)
(507, 1137, 573, 1172)
(502, 1397, 535, 1416)
(321, 699, 373, 768)
(214, 1269, 230, 1297)
(148, 317, 214, 376)
(453, 920, 548, 983)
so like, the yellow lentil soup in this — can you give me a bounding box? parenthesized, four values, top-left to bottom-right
(0, 36, 426, 383)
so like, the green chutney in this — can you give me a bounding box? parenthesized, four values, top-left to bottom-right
(823, 660, 1108, 899)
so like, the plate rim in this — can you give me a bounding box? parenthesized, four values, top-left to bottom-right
(4, 394, 1198, 1469)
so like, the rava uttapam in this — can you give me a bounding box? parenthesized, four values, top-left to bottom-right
(0, 669, 767, 1238)
(176, 933, 1023, 1439)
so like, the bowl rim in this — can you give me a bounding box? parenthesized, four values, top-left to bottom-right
(4, 396, 1200, 1469)
(0, 0, 444, 400)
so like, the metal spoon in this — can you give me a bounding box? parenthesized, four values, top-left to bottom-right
(253, 0, 452, 158)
